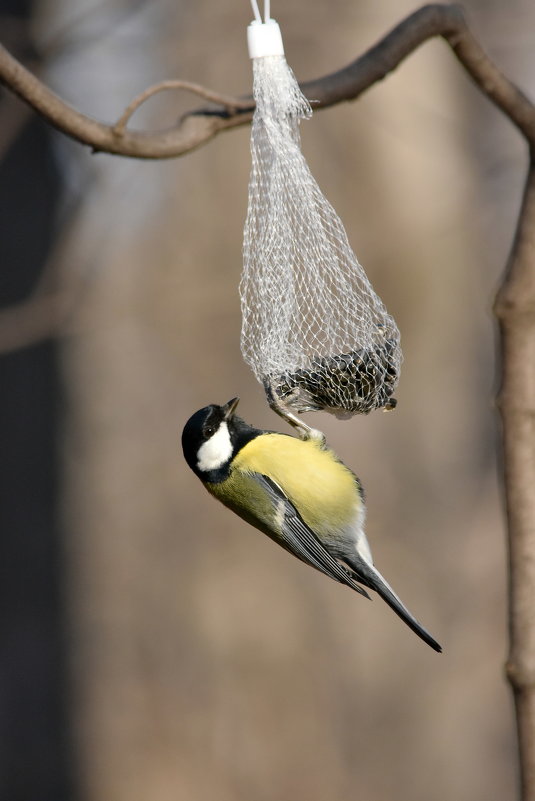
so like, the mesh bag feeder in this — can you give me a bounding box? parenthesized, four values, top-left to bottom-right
(241, 16, 401, 432)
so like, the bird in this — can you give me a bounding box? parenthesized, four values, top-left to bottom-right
(181, 397, 441, 652)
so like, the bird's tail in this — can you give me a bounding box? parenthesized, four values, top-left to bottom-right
(348, 559, 442, 653)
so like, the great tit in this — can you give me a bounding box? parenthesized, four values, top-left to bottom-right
(181, 397, 441, 652)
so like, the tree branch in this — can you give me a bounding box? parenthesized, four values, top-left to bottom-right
(495, 155, 535, 801)
(111, 79, 252, 136)
(0, 3, 534, 159)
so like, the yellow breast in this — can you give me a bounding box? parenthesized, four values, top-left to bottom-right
(232, 433, 360, 533)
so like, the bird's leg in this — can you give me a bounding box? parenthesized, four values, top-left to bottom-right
(264, 377, 312, 436)
(264, 378, 326, 445)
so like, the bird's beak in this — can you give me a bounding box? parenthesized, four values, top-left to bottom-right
(223, 397, 240, 420)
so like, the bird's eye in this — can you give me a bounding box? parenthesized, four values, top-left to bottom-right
(204, 425, 216, 438)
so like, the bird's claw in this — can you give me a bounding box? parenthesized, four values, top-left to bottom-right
(264, 377, 325, 445)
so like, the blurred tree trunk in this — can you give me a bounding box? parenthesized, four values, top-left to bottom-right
(0, 4, 74, 800)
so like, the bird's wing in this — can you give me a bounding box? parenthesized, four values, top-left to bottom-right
(254, 473, 370, 599)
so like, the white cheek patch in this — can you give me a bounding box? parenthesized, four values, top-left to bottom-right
(196, 422, 233, 472)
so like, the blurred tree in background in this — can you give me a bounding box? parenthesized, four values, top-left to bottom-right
(1, 1, 533, 800)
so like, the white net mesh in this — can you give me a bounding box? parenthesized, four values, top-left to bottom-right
(241, 54, 402, 418)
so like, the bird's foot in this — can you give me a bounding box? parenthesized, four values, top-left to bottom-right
(263, 378, 325, 444)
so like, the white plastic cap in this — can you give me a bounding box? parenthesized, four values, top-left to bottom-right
(247, 19, 284, 59)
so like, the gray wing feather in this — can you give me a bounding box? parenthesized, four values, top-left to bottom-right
(256, 474, 370, 599)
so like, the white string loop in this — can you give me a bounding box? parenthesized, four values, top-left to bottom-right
(250, 0, 271, 23)
(250, 0, 261, 22)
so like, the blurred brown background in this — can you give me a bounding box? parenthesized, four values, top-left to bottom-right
(1, 0, 531, 799)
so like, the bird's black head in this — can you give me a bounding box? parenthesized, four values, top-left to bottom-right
(181, 397, 262, 483)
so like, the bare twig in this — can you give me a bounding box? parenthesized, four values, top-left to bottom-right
(1, 4, 534, 159)
(112, 79, 251, 136)
(495, 157, 535, 801)
(0, 39, 252, 158)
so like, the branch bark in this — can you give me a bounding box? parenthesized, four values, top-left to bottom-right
(1, 4, 534, 159)
(1, 3, 535, 799)
(495, 156, 535, 801)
